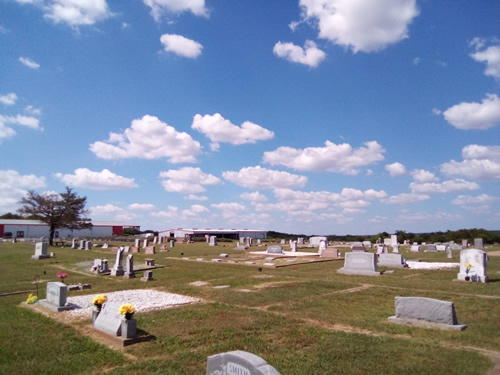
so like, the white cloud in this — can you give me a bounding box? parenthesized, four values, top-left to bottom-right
(160, 34, 203, 58)
(263, 140, 385, 174)
(128, 203, 156, 211)
(222, 166, 307, 190)
(0, 114, 41, 139)
(89, 203, 124, 215)
(192, 113, 274, 150)
(273, 40, 326, 68)
(470, 45, 500, 79)
(211, 202, 246, 218)
(440, 144, 500, 180)
(410, 179, 479, 194)
(411, 169, 439, 183)
(90, 115, 201, 163)
(19, 57, 40, 69)
(452, 194, 499, 207)
(186, 194, 208, 201)
(25, 105, 42, 116)
(0, 93, 18, 106)
(159, 167, 221, 194)
(367, 215, 387, 224)
(297, 0, 419, 53)
(0, 169, 46, 212)
(144, 0, 208, 22)
(44, 0, 112, 26)
(412, 57, 421, 66)
(385, 162, 406, 177)
(240, 191, 268, 203)
(382, 193, 430, 205)
(55, 168, 138, 190)
(182, 204, 209, 217)
(442, 93, 500, 130)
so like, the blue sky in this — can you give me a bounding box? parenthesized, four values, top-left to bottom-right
(1, 0, 499, 235)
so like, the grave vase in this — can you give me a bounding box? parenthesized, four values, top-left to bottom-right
(121, 318, 137, 339)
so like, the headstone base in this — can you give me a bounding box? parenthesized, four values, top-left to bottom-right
(456, 273, 488, 283)
(39, 299, 74, 312)
(337, 268, 381, 276)
(32, 255, 50, 260)
(123, 272, 136, 279)
(388, 316, 466, 331)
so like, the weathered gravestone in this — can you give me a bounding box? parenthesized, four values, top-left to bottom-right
(363, 241, 372, 249)
(159, 245, 168, 252)
(462, 239, 469, 248)
(39, 282, 73, 312)
(297, 237, 304, 245)
(144, 246, 156, 255)
(110, 248, 124, 276)
(123, 246, 130, 253)
(318, 240, 327, 254)
(209, 236, 217, 246)
(267, 245, 283, 254)
(392, 244, 400, 253)
(425, 244, 437, 252)
(337, 252, 381, 276)
(388, 297, 466, 331)
(376, 244, 387, 254)
(124, 254, 135, 278)
(378, 253, 407, 269)
(94, 302, 125, 336)
(410, 244, 421, 252)
(131, 246, 139, 253)
(141, 270, 153, 281)
(170, 240, 175, 248)
(32, 242, 50, 259)
(290, 241, 298, 252)
(206, 350, 280, 375)
(142, 239, 149, 249)
(320, 248, 339, 258)
(134, 239, 140, 247)
(102, 242, 109, 249)
(71, 238, 78, 249)
(84, 241, 92, 250)
(474, 238, 484, 249)
(351, 245, 366, 252)
(457, 249, 489, 283)
(309, 236, 327, 246)
(280, 239, 286, 245)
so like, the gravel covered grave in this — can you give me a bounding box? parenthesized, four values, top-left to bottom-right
(406, 261, 459, 270)
(62, 289, 200, 320)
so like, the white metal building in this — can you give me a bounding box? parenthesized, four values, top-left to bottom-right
(159, 228, 268, 240)
(0, 220, 140, 239)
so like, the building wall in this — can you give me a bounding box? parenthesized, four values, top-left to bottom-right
(2, 224, 114, 238)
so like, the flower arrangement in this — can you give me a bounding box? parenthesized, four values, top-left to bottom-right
(119, 303, 135, 320)
(26, 293, 38, 304)
(56, 272, 68, 283)
(92, 294, 107, 312)
(464, 262, 473, 274)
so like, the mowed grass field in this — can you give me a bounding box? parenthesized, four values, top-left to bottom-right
(0, 240, 499, 374)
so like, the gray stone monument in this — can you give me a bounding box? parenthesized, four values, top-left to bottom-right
(280, 239, 286, 245)
(290, 240, 298, 252)
(209, 236, 217, 246)
(378, 253, 407, 269)
(388, 296, 466, 331)
(474, 238, 484, 249)
(141, 270, 153, 281)
(462, 239, 469, 248)
(337, 252, 381, 276)
(206, 350, 280, 375)
(135, 238, 140, 247)
(39, 282, 73, 312)
(94, 302, 125, 336)
(267, 245, 283, 254)
(142, 239, 149, 249)
(170, 240, 175, 247)
(71, 238, 77, 249)
(392, 244, 400, 253)
(425, 244, 437, 252)
(32, 242, 50, 259)
(410, 244, 421, 252)
(124, 254, 135, 278)
(457, 249, 488, 283)
(111, 248, 125, 276)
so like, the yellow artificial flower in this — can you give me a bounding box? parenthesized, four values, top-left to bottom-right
(464, 262, 473, 268)
(119, 303, 135, 315)
(26, 293, 38, 304)
(92, 294, 108, 305)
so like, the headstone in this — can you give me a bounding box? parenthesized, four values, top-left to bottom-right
(144, 246, 156, 255)
(135, 239, 140, 247)
(123, 246, 130, 253)
(91, 259, 104, 273)
(318, 240, 327, 254)
(436, 245, 447, 251)
(388, 297, 466, 331)
(206, 350, 280, 375)
(124, 254, 135, 278)
(235, 243, 248, 250)
(290, 241, 297, 252)
(71, 238, 77, 249)
(209, 236, 217, 246)
(39, 282, 72, 312)
(32, 242, 50, 259)
(309, 236, 327, 246)
(102, 242, 109, 249)
(170, 240, 175, 248)
(376, 244, 387, 254)
(141, 270, 153, 281)
(378, 253, 407, 268)
(392, 244, 400, 253)
(297, 237, 304, 245)
(111, 247, 119, 253)
(280, 239, 286, 245)
(446, 247, 453, 259)
(84, 241, 92, 250)
(240, 237, 246, 244)
(391, 234, 398, 246)
(79, 240, 86, 250)
(153, 237, 158, 244)
(320, 248, 339, 258)
(351, 245, 366, 252)
(93, 302, 124, 336)
(425, 244, 437, 252)
(131, 246, 139, 253)
(110, 248, 124, 276)
(410, 244, 421, 252)
(462, 239, 468, 248)
(257, 239, 262, 245)
(337, 252, 381, 276)
(267, 245, 283, 254)
(457, 249, 489, 283)
(159, 245, 168, 252)
(362, 241, 372, 248)
(142, 239, 149, 249)
(474, 238, 484, 249)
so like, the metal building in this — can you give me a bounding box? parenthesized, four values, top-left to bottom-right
(159, 228, 267, 241)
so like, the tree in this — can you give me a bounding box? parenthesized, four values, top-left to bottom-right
(0, 212, 24, 219)
(17, 187, 92, 245)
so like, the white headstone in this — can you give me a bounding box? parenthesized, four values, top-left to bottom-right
(457, 249, 488, 283)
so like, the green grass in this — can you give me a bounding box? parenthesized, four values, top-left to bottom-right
(0, 240, 499, 374)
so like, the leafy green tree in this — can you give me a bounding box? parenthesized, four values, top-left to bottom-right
(17, 187, 92, 245)
(0, 212, 24, 219)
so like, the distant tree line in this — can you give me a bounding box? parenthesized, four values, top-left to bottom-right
(268, 229, 500, 244)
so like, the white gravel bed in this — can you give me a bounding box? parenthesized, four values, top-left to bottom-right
(62, 289, 200, 320)
(406, 261, 459, 270)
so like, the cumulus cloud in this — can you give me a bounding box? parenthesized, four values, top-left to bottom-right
(192, 113, 274, 151)
(222, 166, 307, 190)
(442, 94, 500, 130)
(90, 115, 202, 163)
(411, 169, 439, 183)
(159, 167, 221, 194)
(470, 45, 500, 79)
(410, 179, 479, 194)
(382, 193, 430, 205)
(0, 169, 46, 212)
(211, 202, 246, 218)
(55, 168, 138, 190)
(240, 191, 268, 203)
(0, 93, 18, 106)
(144, 0, 208, 22)
(19, 57, 40, 69)
(0, 114, 41, 139)
(160, 34, 203, 58)
(273, 40, 326, 68)
(440, 144, 500, 180)
(385, 162, 406, 177)
(297, 0, 419, 53)
(452, 194, 500, 213)
(89, 203, 125, 215)
(263, 140, 385, 174)
(128, 203, 156, 211)
(44, 0, 112, 26)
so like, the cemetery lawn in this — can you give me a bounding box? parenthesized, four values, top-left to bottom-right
(0, 241, 499, 374)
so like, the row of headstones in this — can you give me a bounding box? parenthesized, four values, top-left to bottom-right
(70, 239, 93, 250)
(101, 248, 153, 281)
(338, 248, 489, 282)
(110, 245, 168, 255)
